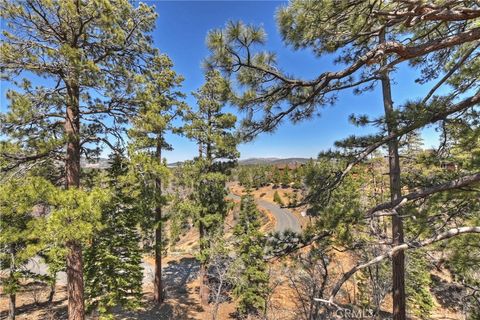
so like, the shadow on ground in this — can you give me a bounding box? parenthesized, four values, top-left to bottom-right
(0, 285, 67, 320)
(1, 258, 203, 320)
(117, 257, 203, 320)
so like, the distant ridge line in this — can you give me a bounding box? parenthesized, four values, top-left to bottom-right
(80, 157, 313, 168)
(238, 157, 311, 165)
(168, 157, 312, 167)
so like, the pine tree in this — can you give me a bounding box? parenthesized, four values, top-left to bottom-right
(237, 166, 252, 189)
(405, 251, 434, 320)
(0, 1, 160, 318)
(233, 193, 269, 317)
(84, 153, 143, 317)
(184, 69, 239, 305)
(127, 54, 187, 304)
(0, 176, 54, 320)
(252, 165, 268, 189)
(205, 2, 480, 319)
(271, 167, 281, 188)
(281, 167, 291, 187)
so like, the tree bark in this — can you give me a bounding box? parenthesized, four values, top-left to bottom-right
(48, 281, 56, 304)
(154, 139, 164, 303)
(200, 136, 212, 305)
(65, 84, 84, 320)
(379, 30, 406, 320)
(66, 241, 84, 320)
(199, 223, 210, 305)
(8, 247, 16, 320)
(199, 141, 211, 305)
(65, 85, 81, 189)
(8, 293, 15, 320)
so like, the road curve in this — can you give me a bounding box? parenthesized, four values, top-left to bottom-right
(228, 193, 302, 233)
(26, 194, 302, 286)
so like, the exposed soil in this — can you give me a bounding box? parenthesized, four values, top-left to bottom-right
(0, 186, 469, 320)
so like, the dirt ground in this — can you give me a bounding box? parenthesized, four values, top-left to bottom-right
(0, 197, 242, 320)
(0, 283, 68, 320)
(0, 187, 468, 320)
(0, 255, 235, 320)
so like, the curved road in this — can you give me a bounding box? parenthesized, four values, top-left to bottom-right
(228, 193, 302, 233)
(27, 192, 301, 286)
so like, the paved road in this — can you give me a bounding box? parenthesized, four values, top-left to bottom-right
(24, 258, 165, 287)
(25, 192, 301, 286)
(228, 193, 302, 233)
(24, 256, 67, 285)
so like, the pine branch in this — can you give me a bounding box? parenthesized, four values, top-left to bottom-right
(368, 172, 480, 217)
(325, 226, 480, 305)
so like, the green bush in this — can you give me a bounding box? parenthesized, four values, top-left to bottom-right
(273, 191, 284, 206)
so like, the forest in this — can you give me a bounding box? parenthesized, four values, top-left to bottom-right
(0, 1, 479, 320)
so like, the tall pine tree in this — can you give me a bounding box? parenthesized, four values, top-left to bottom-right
(184, 69, 239, 304)
(233, 192, 269, 317)
(83, 152, 143, 317)
(206, 2, 480, 319)
(0, 1, 160, 318)
(127, 54, 187, 304)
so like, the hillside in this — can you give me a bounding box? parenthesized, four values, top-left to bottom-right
(238, 157, 312, 165)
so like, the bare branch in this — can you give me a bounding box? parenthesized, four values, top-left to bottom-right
(368, 173, 480, 216)
(326, 226, 480, 304)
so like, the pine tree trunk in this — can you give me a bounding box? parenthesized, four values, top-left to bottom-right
(199, 142, 212, 305)
(154, 141, 163, 303)
(65, 85, 85, 320)
(66, 241, 85, 320)
(8, 247, 16, 320)
(48, 279, 56, 304)
(199, 263, 209, 305)
(379, 30, 406, 320)
(8, 293, 15, 320)
(198, 218, 209, 305)
(154, 209, 163, 303)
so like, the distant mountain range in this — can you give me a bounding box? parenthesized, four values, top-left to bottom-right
(238, 157, 311, 165)
(169, 157, 312, 167)
(81, 157, 312, 169)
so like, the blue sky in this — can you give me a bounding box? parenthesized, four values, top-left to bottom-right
(150, 0, 440, 162)
(0, 1, 442, 162)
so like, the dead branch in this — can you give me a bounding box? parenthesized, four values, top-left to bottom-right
(325, 226, 480, 304)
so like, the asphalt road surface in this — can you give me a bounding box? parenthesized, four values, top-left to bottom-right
(228, 193, 302, 233)
(25, 192, 301, 286)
